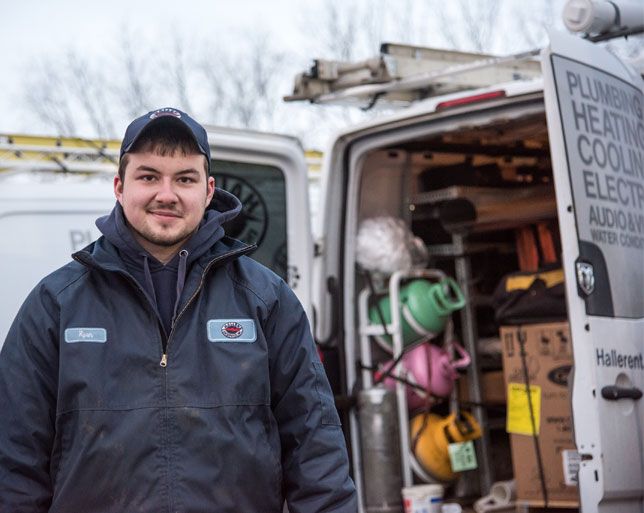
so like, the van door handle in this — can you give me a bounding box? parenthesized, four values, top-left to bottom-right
(601, 386, 643, 401)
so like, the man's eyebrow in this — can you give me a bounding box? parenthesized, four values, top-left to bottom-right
(135, 165, 160, 173)
(134, 166, 201, 175)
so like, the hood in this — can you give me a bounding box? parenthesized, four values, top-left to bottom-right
(183, 188, 242, 266)
(94, 188, 243, 335)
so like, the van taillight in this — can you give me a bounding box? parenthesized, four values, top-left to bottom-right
(436, 90, 506, 110)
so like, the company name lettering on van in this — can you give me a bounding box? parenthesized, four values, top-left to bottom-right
(564, 67, 644, 253)
(596, 348, 644, 370)
(70, 230, 93, 251)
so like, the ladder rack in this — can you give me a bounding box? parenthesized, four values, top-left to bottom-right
(0, 134, 119, 174)
(284, 43, 543, 108)
(0, 134, 326, 177)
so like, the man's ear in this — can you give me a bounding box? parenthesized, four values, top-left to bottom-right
(206, 176, 215, 205)
(114, 175, 124, 203)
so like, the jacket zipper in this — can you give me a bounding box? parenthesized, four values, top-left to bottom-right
(74, 245, 254, 368)
(159, 246, 253, 367)
(74, 243, 251, 513)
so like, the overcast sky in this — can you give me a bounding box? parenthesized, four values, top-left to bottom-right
(1, 0, 319, 136)
(5, 0, 640, 149)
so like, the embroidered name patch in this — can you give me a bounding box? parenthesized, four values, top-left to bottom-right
(64, 328, 107, 343)
(207, 319, 256, 343)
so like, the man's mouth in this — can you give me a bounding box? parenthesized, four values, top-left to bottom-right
(149, 210, 182, 219)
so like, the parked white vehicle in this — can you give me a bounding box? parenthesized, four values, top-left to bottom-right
(1, 2, 642, 511)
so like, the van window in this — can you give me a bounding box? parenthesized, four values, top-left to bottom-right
(211, 159, 287, 280)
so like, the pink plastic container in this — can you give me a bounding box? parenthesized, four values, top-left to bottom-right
(378, 341, 471, 408)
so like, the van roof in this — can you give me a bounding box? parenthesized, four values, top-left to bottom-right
(326, 77, 545, 144)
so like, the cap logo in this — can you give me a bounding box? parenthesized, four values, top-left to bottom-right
(222, 321, 243, 339)
(150, 108, 182, 120)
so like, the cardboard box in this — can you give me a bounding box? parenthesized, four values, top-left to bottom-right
(457, 369, 506, 405)
(500, 322, 579, 508)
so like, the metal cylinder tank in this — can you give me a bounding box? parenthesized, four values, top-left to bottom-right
(358, 387, 404, 513)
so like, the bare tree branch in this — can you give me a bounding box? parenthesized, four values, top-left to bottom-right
(167, 33, 194, 113)
(66, 51, 116, 137)
(389, 0, 421, 45)
(503, 0, 557, 51)
(23, 59, 77, 135)
(221, 33, 286, 129)
(322, 0, 359, 59)
(445, 0, 502, 52)
(199, 56, 228, 126)
(18, 0, 572, 146)
(116, 27, 154, 117)
(436, 5, 461, 50)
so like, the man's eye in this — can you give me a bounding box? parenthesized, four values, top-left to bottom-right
(139, 175, 156, 182)
(178, 177, 196, 184)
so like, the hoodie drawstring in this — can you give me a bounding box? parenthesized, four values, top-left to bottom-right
(173, 249, 189, 324)
(141, 254, 156, 306)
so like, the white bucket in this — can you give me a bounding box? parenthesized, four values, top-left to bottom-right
(402, 484, 443, 513)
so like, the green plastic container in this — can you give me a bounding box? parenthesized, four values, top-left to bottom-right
(369, 277, 465, 349)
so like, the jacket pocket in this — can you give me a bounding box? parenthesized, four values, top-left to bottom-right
(313, 362, 341, 426)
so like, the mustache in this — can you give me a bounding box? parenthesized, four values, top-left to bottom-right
(147, 203, 183, 217)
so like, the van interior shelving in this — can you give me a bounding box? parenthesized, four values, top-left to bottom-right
(352, 102, 565, 500)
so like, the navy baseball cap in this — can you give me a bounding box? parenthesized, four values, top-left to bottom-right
(120, 107, 211, 173)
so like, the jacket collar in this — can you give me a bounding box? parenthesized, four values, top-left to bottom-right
(73, 235, 255, 275)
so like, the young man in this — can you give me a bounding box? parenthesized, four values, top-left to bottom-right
(0, 108, 357, 512)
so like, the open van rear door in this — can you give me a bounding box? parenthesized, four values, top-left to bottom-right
(542, 31, 644, 512)
(207, 128, 312, 312)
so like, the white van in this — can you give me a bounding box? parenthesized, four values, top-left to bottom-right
(1, 11, 642, 513)
(296, 27, 643, 513)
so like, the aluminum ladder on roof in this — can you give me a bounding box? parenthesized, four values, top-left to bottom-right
(0, 134, 120, 175)
(284, 42, 543, 108)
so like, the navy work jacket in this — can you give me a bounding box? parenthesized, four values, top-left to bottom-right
(0, 235, 357, 513)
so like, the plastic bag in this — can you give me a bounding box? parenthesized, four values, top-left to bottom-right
(356, 216, 428, 275)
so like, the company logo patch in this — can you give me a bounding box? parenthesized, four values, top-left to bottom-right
(65, 327, 107, 344)
(207, 319, 256, 343)
(149, 108, 182, 120)
(222, 322, 243, 339)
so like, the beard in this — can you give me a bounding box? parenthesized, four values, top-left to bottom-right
(132, 228, 194, 248)
(130, 218, 194, 248)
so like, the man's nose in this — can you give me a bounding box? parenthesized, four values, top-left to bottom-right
(155, 178, 178, 203)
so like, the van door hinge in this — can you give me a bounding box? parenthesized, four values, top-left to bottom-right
(314, 237, 325, 257)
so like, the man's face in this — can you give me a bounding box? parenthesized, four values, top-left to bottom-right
(114, 151, 215, 261)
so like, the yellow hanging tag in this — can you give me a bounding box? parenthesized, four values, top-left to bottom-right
(506, 382, 541, 435)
